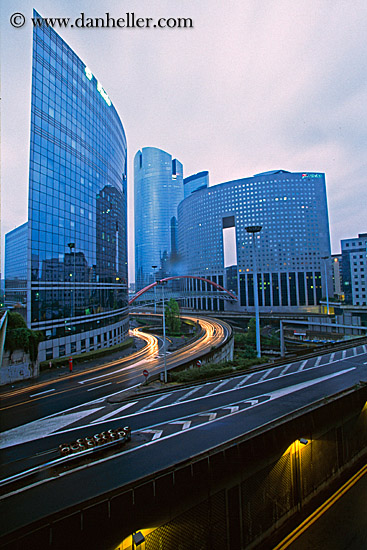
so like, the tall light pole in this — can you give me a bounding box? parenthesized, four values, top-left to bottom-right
(322, 256, 330, 315)
(245, 225, 262, 358)
(67, 242, 76, 322)
(152, 265, 158, 314)
(157, 280, 168, 383)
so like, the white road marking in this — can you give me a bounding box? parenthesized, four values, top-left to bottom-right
(0, 408, 103, 449)
(176, 385, 202, 402)
(315, 356, 322, 367)
(223, 406, 239, 414)
(243, 399, 259, 406)
(234, 374, 253, 389)
(171, 421, 192, 430)
(258, 369, 273, 382)
(207, 380, 230, 395)
(298, 360, 308, 371)
(86, 383, 112, 392)
(199, 413, 217, 421)
(342, 350, 347, 359)
(280, 363, 293, 375)
(141, 429, 163, 440)
(139, 393, 172, 412)
(90, 402, 138, 423)
(29, 388, 55, 398)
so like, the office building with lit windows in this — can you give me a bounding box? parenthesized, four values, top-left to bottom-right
(341, 234, 367, 306)
(4, 222, 28, 307)
(8, 11, 128, 361)
(134, 147, 183, 289)
(178, 170, 331, 312)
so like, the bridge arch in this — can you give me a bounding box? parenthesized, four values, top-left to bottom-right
(129, 275, 238, 305)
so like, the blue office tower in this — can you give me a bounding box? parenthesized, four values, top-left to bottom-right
(5, 223, 28, 307)
(27, 11, 128, 360)
(178, 170, 331, 313)
(134, 147, 183, 289)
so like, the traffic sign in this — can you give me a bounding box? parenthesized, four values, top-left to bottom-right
(196, 360, 202, 367)
(143, 369, 149, 378)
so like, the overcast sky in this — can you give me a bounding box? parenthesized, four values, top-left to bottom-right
(1, 0, 366, 282)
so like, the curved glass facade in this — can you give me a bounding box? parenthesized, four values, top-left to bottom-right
(178, 170, 331, 312)
(134, 147, 183, 289)
(28, 12, 128, 359)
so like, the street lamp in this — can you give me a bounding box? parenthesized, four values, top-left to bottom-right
(321, 256, 330, 315)
(152, 265, 158, 314)
(157, 280, 168, 383)
(67, 242, 76, 320)
(245, 225, 262, 358)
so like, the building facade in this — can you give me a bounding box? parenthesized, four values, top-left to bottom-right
(183, 171, 209, 198)
(4, 222, 28, 307)
(134, 147, 183, 289)
(9, 12, 129, 361)
(341, 234, 367, 306)
(178, 170, 331, 312)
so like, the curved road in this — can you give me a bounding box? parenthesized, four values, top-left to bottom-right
(0, 315, 231, 454)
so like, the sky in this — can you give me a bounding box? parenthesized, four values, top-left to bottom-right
(1, 0, 367, 283)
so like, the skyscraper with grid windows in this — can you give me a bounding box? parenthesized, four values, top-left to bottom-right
(6, 11, 129, 361)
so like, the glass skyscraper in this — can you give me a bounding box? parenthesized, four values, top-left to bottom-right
(4, 222, 28, 308)
(134, 147, 183, 289)
(178, 170, 331, 312)
(23, 11, 128, 360)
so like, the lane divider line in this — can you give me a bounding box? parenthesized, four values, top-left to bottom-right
(29, 389, 55, 398)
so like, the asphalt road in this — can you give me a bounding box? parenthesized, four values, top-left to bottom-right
(0, 315, 230, 433)
(1, 342, 367, 539)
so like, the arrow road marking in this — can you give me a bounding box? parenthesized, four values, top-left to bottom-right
(141, 429, 163, 440)
(199, 413, 217, 421)
(171, 421, 192, 430)
(223, 406, 239, 414)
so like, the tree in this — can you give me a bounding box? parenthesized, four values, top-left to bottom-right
(165, 299, 180, 334)
(7, 311, 27, 329)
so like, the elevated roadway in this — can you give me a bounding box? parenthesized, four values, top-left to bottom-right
(1, 340, 367, 546)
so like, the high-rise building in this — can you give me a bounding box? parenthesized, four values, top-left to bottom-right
(134, 147, 183, 289)
(183, 171, 209, 198)
(341, 234, 367, 306)
(7, 11, 128, 361)
(4, 222, 28, 307)
(178, 170, 331, 312)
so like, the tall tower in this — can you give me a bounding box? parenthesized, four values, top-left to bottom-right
(134, 147, 183, 289)
(25, 11, 128, 361)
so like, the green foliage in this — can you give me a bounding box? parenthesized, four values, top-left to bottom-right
(170, 355, 265, 383)
(165, 298, 181, 334)
(5, 326, 44, 361)
(7, 311, 27, 329)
